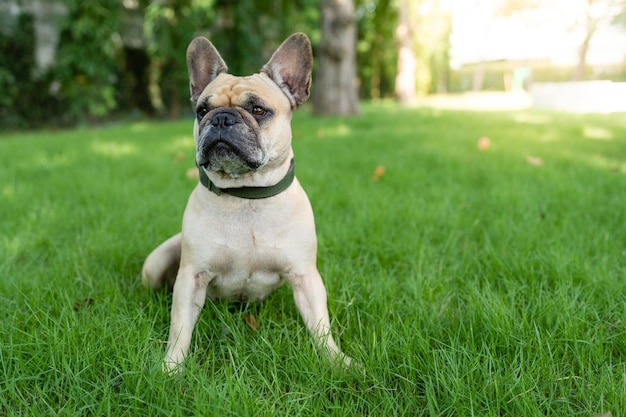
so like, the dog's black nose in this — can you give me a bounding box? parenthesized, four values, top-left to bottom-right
(211, 111, 238, 128)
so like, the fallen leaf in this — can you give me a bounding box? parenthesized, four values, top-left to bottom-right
(186, 167, 199, 180)
(316, 128, 325, 139)
(594, 412, 613, 417)
(243, 314, 258, 331)
(526, 155, 543, 166)
(372, 165, 386, 181)
(175, 152, 185, 162)
(477, 136, 491, 150)
(73, 298, 94, 311)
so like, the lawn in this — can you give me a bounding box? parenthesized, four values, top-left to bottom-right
(1, 102, 625, 416)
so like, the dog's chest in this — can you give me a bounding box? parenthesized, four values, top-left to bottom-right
(188, 210, 296, 302)
(183, 185, 316, 302)
(204, 242, 287, 301)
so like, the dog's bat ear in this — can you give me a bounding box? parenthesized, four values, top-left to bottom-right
(186, 37, 228, 104)
(261, 33, 313, 108)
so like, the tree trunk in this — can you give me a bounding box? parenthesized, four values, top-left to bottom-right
(119, 3, 155, 115)
(313, 0, 360, 116)
(395, 0, 417, 104)
(573, 29, 593, 81)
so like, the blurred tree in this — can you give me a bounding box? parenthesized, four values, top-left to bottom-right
(54, 0, 121, 123)
(144, 0, 214, 118)
(0, 0, 320, 128)
(571, 0, 626, 80)
(2, 0, 473, 127)
(428, 5, 452, 94)
(208, 0, 319, 75)
(0, 0, 121, 127)
(0, 13, 38, 127)
(395, 0, 452, 102)
(496, 0, 626, 81)
(313, 0, 360, 115)
(395, 0, 417, 103)
(356, 0, 397, 99)
(117, 0, 154, 116)
(0, 1, 70, 128)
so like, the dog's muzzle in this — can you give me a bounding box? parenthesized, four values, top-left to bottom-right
(196, 109, 262, 171)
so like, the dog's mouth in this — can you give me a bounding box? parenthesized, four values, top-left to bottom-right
(197, 140, 263, 173)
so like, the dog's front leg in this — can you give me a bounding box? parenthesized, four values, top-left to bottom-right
(292, 270, 352, 367)
(163, 266, 208, 372)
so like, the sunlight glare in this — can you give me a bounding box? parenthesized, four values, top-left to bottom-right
(582, 126, 614, 141)
(91, 141, 139, 158)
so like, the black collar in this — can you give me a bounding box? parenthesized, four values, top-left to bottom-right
(198, 159, 295, 199)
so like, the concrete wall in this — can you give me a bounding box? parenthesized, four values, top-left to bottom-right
(531, 81, 626, 113)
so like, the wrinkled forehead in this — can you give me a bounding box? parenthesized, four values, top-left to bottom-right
(198, 73, 289, 109)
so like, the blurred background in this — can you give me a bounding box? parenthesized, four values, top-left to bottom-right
(1, 0, 625, 129)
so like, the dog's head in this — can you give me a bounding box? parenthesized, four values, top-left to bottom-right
(186, 33, 312, 179)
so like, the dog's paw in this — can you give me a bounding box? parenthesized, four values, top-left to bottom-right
(340, 354, 354, 368)
(331, 352, 362, 372)
(162, 358, 184, 375)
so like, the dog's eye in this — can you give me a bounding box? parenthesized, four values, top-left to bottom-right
(251, 106, 267, 117)
(196, 106, 209, 122)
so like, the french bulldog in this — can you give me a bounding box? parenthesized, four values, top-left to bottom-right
(141, 33, 352, 372)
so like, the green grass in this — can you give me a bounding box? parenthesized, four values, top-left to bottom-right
(1, 102, 625, 416)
